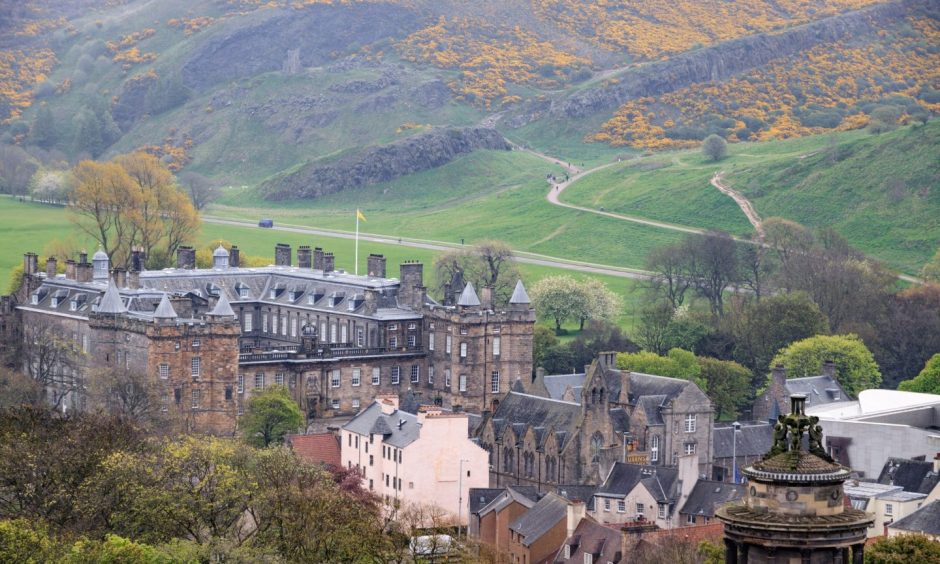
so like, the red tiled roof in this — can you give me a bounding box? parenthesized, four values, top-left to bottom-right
(288, 433, 341, 468)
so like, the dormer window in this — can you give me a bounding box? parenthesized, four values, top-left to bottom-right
(69, 300, 78, 311)
(31, 294, 39, 305)
(269, 284, 285, 300)
(238, 286, 249, 298)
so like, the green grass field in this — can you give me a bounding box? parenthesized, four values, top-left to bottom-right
(0, 197, 648, 333)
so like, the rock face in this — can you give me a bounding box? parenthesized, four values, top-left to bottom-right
(180, 3, 419, 91)
(550, 1, 909, 119)
(261, 127, 510, 200)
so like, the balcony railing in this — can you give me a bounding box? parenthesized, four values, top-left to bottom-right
(239, 345, 424, 363)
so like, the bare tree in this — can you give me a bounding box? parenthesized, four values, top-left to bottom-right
(687, 231, 739, 317)
(433, 240, 520, 306)
(89, 367, 162, 424)
(18, 320, 83, 410)
(645, 244, 693, 309)
(178, 170, 221, 211)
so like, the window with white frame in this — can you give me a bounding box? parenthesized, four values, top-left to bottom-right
(281, 315, 288, 336)
(291, 318, 297, 337)
(428, 333, 435, 351)
(352, 399, 360, 410)
(408, 322, 416, 330)
(244, 313, 252, 332)
(191, 389, 201, 409)
(237, 374, 244, 394)
(617, 500, 625, 513)
(445, 335, 452, 354)
(635, 503, 644, 515)
(428, 366, 434, 384)
(459, 374, 467, 392)
(192, 338, 200, 348)
(391, 367, 400, 385)
(320, 321, 327, 340)
(357, 328, 364, 347)
(191, 357, 200, 378)
(159, 363, 169, 379)
(372, 367, 380, 385)
(410, 365, 419, 384)
(390, 335, 398, 348)
(407, 334, 416, 347)
(687, 514, 695, 525)
(584, 553, 592, 564)
(331, 399, 339, 409)
(459, 326, 468, 335)
(341, 324, 348, 343)
(445, 368, 451, 388)
(491, 370, 500, 393)
(255, 373, 264, 389)
(684, 442, 696, 456)
(604, 499, 611, 512)
(331, 370, 341, 388)
(685, 413, 696, 432)
(275, 372, 285, 386)
(493, 336, 500, 356)
(460, 342, 467, 358)
(885, 503, 893, 515)
(262, 313, 268, 333)
(658, 504, 666, 519)
(271, 314, 279, 334)
(650, 435, 660, 462)
(389, 323, 398, 331)
(352, 369, 361, 387)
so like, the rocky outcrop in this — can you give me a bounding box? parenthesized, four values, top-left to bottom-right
(261, 127, 510, 200)
(550, 1, 909, 119)
(180, 3, 419, 90)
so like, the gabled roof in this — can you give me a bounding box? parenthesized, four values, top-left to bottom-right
(637, 395, 667, 426)
(153, 293, 178, 319)
(469, 488, 506, 515)
(628, 372, 689, 404)
(509, 279, 530, 304)
(554, 517, 622, 563)
(888, 500, 940, 536)
(509, 492, 569, 547)
(542, 373, 586, 401)
(478, 486, 539, 517)
(877, 457, 940, 495)
(457, 282, 481, 307)
(343, 401, 421, 448)
(288, 433, 341, 468)
(713, 422, 773, 459)
(786, 374, 847, 406)
(556, 484, 597, 512)
(96, 279, 126, 314)
(596, 462, 679, 504)
(488, 391, 581, 451)
(679, 480, 744, 517)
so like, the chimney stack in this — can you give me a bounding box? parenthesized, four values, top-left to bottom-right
(45, 256, 57, 279)
(130, 249, 144, 273)
(23, 252, 38, 276)
(323, 252, 335, 273)
(297, 245, 312, 269)
(367, 253, 387, 278)
(128, 269, 140, 290)
(65, 259, 77, 281)
(77, 256, 93, 283)
(822, 360, 836, 379)
(481, 286, 493, 309)
(229, 246, 239, 268)
(112, 268, 127, 288)
(313, 247, 324, 270)
(566, 500, 586, 538)
(275, 243, 291, 267)
(399, 261, 425, 309)
(176, 246, 196, 269)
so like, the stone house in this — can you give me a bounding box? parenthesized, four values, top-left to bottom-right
(340, 395, 488, 525)
(3, 244, 535, 432)
(887, 500, 940, 541)
(469, 486, 539, 556)
(753, 362, 848, 423)
(507, 492, 574, 564)
(843, 481, 927, 538)
(590, 455, 698, 529)
(482, 352, 714, 488)
(678, 479, 744, 526)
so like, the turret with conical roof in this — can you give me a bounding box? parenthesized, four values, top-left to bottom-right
(457, 282, 481, 307)
(153, 293, 178, 321)
(96, 278, 126, 314)
(208, 291, 235, 318)
(717, 394, 873, 563)
(509, 279, 530, 307)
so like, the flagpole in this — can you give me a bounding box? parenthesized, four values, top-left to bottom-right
(355, 210, 360, 276)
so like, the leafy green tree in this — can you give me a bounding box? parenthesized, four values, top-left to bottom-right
(702, 134, 727, 161)
(71, 108, 104, 157)
(771, 334, 881, 397)
(868, 105, 900, 134)
(698, 357, 752, 420)
(921, 249, 940, 282)
(731, 292, 829, 374)
(865, 533, 940, 563)
(30, 105, 56, 149)
(533, 325, 559, 371)
(898, 354, 940, 395)
(241, 385, 304, 448)
(579, 278, 622, 330)
(617, 348, 705, 390)
(0, 519, 55, 563)
(64, 534, 169, 564)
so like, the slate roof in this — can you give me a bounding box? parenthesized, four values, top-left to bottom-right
(888, 500, 940, 536)
(489, 392, 581, 450)
(97, 279, 127, 314)
(637, 395, 667, 426)
(469, 488, 506, 515)
(542, 374, 586, 401)
(785, 375, 847, 407)
(152, 293, 178, 319)
(609, 408, 630, 434)
(627, 372, 688, 404)
(556, 484, 597, 511)
(680, 480, 744, 517)
(342, 401, 421, 448)
(457, 282, 481, 307)
(287, 433, 341, 468)
(596, 463, 679, 504)
(509, 280, 531, 304)
(477, 486, 540, 517)
(509, 492, 569, 547)
(877, 457, 940, 495)
(554, 518, 622, 563)
(713, 422, 773, 459)
(208, 292, 235, 317)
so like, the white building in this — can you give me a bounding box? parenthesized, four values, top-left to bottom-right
(843, 481, 927, 538)
(341, 395, 488, 525)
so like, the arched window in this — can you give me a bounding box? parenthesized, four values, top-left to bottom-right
(650, 434, 660, 463)
(591, 388, 597, 405)
(504, 448, 515, 473)
(591, 432, 604, 463)
(599, 388, 605, 404)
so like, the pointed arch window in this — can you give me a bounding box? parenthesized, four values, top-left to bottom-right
(591, 432, 604, 463)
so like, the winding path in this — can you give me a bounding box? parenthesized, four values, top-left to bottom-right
(711, 171, 764, 241)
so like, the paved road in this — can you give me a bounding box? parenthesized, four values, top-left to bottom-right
(202, 216, 656, 281)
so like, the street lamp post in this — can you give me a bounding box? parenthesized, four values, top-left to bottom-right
(731, 421, 741, 483)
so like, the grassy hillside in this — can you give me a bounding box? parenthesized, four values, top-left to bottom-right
(560, 124, 939, 274)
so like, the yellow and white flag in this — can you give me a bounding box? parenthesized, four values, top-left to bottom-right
(356, 209, 366, 222)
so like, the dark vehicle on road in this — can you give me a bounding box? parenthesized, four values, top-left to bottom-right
(258, 219, 274, 228)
